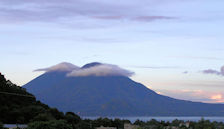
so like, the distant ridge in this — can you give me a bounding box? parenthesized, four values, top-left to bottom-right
(23, 62, 224, 116)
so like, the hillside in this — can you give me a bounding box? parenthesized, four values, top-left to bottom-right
(0, 73, 65, 124)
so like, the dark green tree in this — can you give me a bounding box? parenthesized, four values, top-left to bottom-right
(134, 119, 145, 126)
(0, 122, 3, 129)
(31, 113, 55, 122)
(65, 112, 81, 129)
(48, 108, 64, 120)
(171, 119, 182, 126)
(76, 121, 92, 129)
(27, 120, 72, 129)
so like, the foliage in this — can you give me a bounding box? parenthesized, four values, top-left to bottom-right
(65, 112, 81, 128)
(0, 122, 3, 129)
(31, 113, 55, 122)
(0, 73, 64, 124)
(134, 118, 224, 129)
(27, 120, 72, 129)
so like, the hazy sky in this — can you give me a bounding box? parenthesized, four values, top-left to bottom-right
(1, 0, 224, 103)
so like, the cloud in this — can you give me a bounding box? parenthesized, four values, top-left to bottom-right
(133, 16, 176, 22)
(67, 63, 134, 77)
(174, 56, 224, 61)
(91, 15, 176, 22)
(128, 65, 180, 69)
(210, 94, 222, 100)
(34, 62, 80, 72)
(34, 62, 134, 77)
(91, 16, 124, 20)
(202, 66, 224, 76)
(183, 71, 188, 74)
(0, 0, 176, 26)
(157, 89, 224, 103)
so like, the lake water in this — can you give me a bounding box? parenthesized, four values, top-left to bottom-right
(83, 116, 224, 123)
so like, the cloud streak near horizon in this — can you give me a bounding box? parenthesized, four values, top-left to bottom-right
(157, 89, 224, 103)
(128, 65, 180, 69)
(202, 66, 224, 77)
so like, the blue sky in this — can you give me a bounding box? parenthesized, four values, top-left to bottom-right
(1, 0, 224, 103)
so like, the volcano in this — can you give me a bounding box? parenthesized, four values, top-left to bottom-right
(23, 62, 224, 116)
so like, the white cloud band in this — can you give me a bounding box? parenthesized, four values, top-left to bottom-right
(34, 62, 134, 77)
(34, 62, 80, 72)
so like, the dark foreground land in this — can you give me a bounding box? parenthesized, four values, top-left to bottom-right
(2, 117, 224, 129)
(1, 73, 224, 129)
